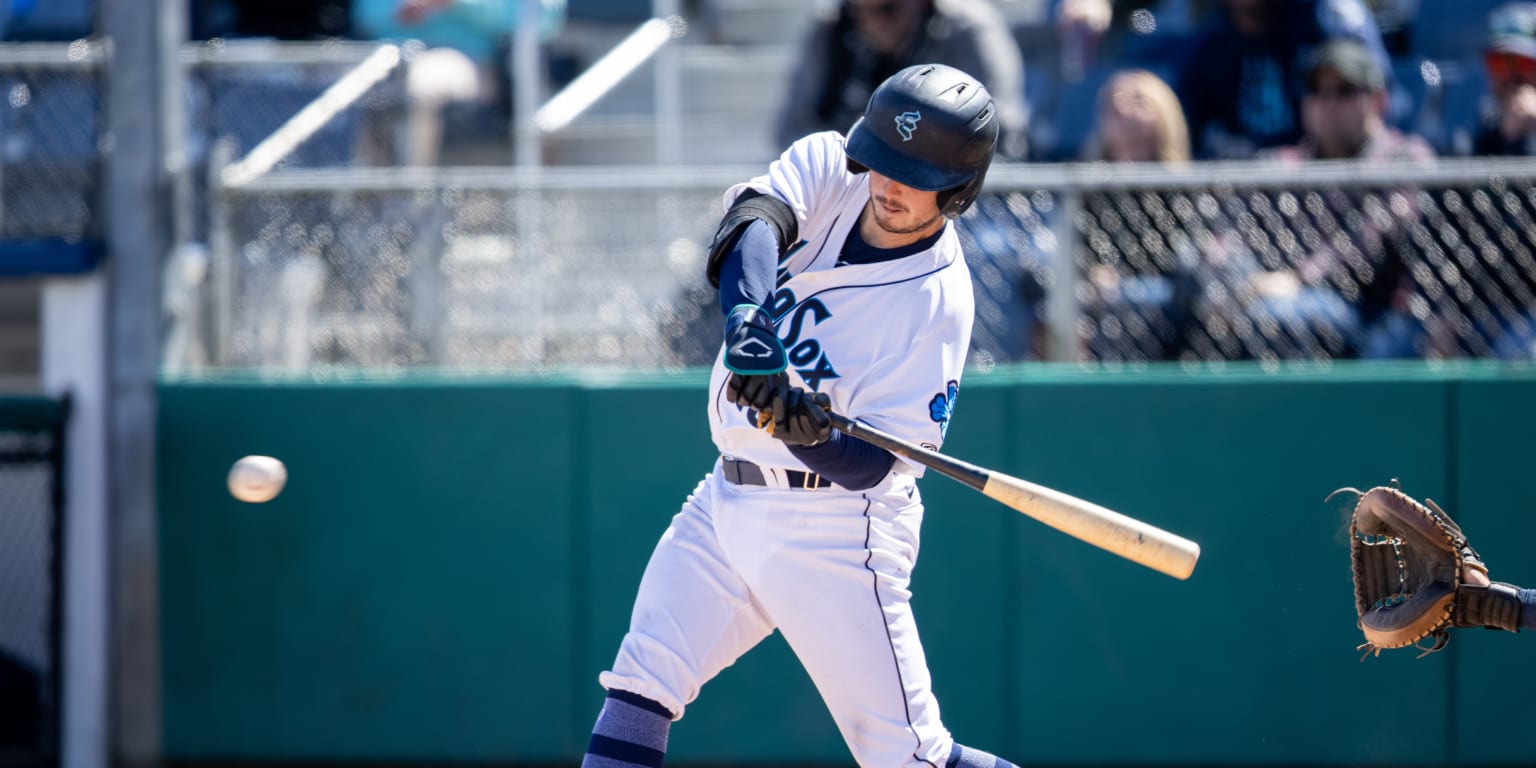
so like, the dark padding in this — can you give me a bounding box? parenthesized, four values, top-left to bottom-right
(706, 190, 799, 288)
(1456, 582, 1524, 632)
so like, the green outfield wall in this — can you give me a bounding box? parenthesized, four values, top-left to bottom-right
(156, 363, 1536, 766)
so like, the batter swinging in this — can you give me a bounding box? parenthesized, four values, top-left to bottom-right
(581, 64, 1015, 768)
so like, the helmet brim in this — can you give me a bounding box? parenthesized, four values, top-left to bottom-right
(845, 118, 975, 192)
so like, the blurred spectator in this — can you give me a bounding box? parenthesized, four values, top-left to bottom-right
(1176, 0, 1394, 159)
(774, 0, 1028, 160)
(0, 649, 41, 752)
(1474, 2, 1536, 156)
(1259, 38, 1434, 358)
(1085, 68, 1190, 161)
(1267, 37, 1434, 161)
(193, 0, 351, 40)
(1367, 0, 1417, 56)
(1052, 0, 1213, 74)
(1077, 70, 1196, 360)
(353, 0, 566, 165)
(1053, 0, 1216, 37)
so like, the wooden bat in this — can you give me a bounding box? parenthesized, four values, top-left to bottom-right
(826, 412, 1200, 580)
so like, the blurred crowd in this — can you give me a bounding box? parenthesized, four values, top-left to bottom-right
(6, 0, 1536, 366)
(0, 0, 1531, 171)
(178, 0, 1536, 363)
(149, 0, 1536, 166)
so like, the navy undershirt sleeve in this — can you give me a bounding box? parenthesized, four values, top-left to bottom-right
(789, 432, 896, 491)
(716, 220, 779, 315)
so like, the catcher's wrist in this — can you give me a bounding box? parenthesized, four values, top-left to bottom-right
(1455, 581, 1523, 633)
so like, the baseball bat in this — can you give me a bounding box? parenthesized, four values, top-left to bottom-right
(827, 412, 1200, 580)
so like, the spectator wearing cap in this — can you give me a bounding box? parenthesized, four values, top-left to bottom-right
(1254, 39, 1434, 359)
(1267, 37, 1434, 161)
(1175, 0, 1395, 159)
(1475, 2, 1536, 156)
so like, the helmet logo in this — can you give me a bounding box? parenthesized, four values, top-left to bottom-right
(894, 110, 922, 141)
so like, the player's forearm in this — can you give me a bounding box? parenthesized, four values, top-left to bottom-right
(788, 431, 895, 491)
(716, 220, 779, 314)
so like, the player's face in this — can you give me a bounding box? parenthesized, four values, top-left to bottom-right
(864, 171, 945, 242)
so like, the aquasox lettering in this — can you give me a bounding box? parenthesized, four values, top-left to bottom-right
(769, 290, 839, 391)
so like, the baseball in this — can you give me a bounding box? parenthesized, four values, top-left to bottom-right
(227, 455, 287, 503)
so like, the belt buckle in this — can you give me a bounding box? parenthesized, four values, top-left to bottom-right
(802, 472, 814, 490)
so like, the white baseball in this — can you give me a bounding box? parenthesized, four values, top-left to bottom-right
(228, 455, 288, 503)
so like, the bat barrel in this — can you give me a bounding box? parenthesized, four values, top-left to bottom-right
(828, 411, 1201, 580)
(980, 474, 1201, 580)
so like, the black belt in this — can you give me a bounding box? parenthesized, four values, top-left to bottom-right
(720, 457, 834, 490)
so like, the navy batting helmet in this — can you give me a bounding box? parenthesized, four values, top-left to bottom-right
(845, 63, 999, 219)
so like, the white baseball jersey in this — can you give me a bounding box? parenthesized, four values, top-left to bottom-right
(599, 130, 976, 768)
(707, 130, 974, 473)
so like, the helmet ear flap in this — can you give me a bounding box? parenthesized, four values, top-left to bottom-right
(936, 186, 962, 219)
(936, 164, 988, 219)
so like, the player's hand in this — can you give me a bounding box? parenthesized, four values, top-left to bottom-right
(729, 371, 788, 412)
(768, 388, 832, 446)
(723, 304, 788, 411)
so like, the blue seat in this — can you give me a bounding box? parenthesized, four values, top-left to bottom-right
(1411, 0, 1505, 61)
(4, 0, 95, 41)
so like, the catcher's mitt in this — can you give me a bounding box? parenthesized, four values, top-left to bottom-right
(1335, 484, 1524, 658)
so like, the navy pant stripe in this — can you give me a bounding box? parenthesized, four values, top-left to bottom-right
(586, 733, 666, 768)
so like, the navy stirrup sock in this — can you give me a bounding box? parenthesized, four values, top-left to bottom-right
(948, 742, 1019, 768)
(581, 690, 673, 768)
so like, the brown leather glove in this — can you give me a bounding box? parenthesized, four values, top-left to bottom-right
(1339, 484, 1523, 659)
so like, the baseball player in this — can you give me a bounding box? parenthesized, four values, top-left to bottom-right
(579, 64, 1016, 768)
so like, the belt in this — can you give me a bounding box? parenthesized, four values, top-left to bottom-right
(720, 457, 834, 490)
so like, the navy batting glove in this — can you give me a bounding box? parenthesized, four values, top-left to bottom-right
(770, 388, 832, 446)
(724, 304, 788, 411)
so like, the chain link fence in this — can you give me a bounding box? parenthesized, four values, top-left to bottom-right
(190, 159, 1536, 372)
(0, 398, 65, 766)
(10, 42, 1536, 372)
(971, 161, 1536, 365)
(0, 43, 104, 242)
(198, 169, 724, 370)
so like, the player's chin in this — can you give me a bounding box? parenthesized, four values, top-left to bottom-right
(876, 211, 939, 235)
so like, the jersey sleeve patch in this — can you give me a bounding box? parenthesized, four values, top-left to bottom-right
(928, 380, 959, 439)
